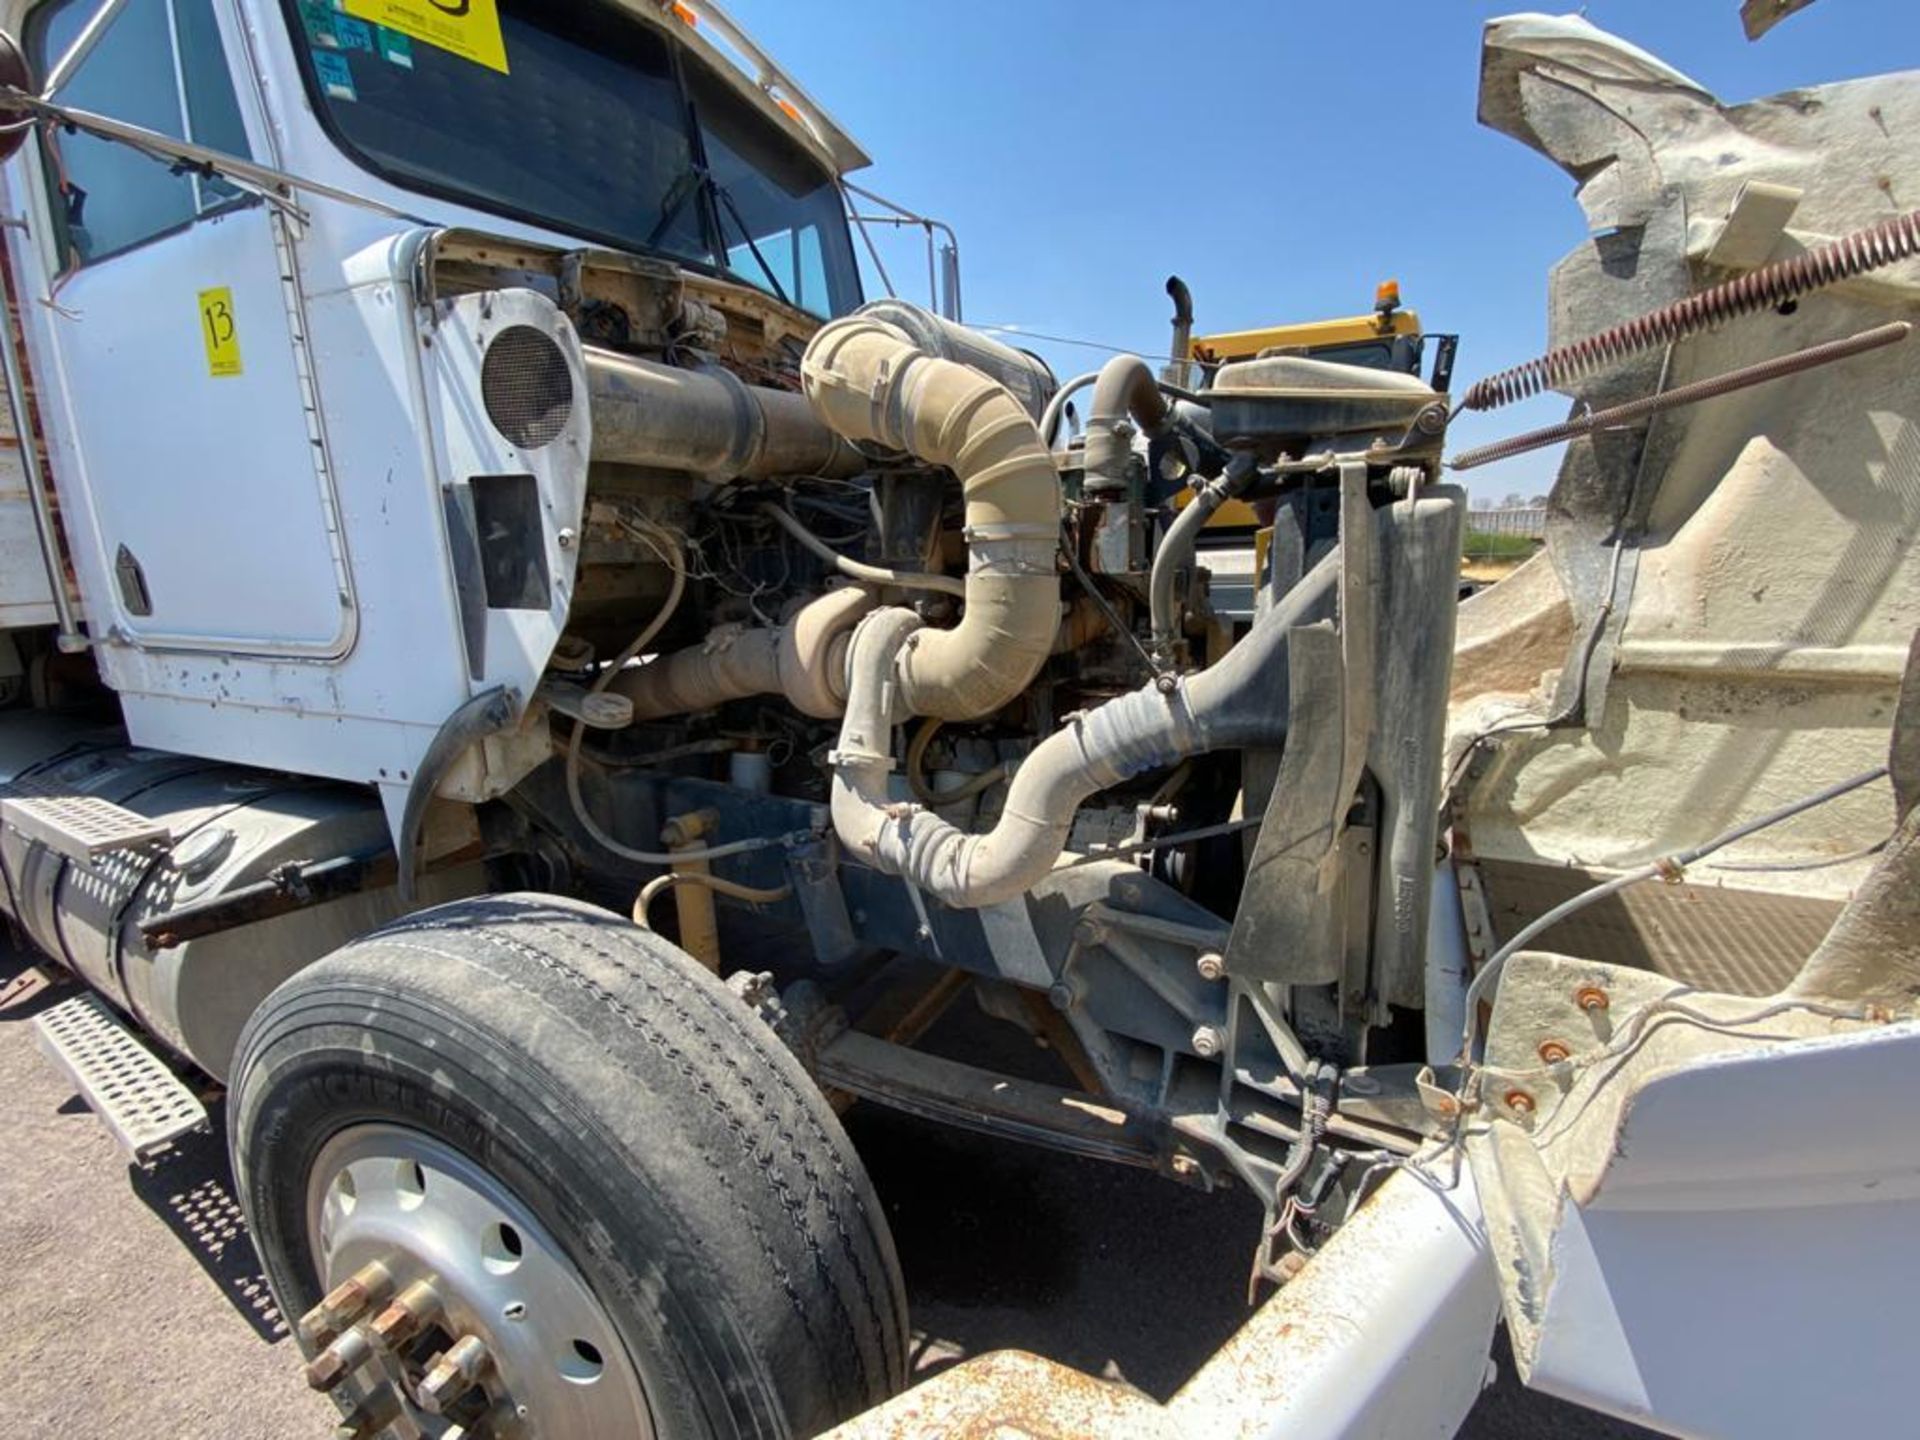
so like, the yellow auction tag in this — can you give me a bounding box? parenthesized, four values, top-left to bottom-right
(341, 0, 509, 74)
(198, 287, 243, 378)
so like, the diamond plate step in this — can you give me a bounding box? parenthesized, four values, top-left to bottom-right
(0, 778, 171, 861)
(33, 994, 207, 1162)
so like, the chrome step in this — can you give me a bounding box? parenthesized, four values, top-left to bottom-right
(33, 993, 207, 1162)
(0, 778, 171, 861)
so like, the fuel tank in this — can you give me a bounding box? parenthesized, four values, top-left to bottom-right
(0, 719, 480, 1080)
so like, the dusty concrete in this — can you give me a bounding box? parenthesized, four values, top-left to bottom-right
(0, 950, 334, 1439)
(0, 941, 1650, 1439)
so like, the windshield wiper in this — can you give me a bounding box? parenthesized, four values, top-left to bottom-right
(647, 162, 707, 250)
(709, 179, 791, 309)
(644, 161, 791, 308)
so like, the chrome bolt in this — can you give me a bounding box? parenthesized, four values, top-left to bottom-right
(1191, 1025, 1226, 1059)
(556, 526, 577, 550)
(418, 1335, 492, 1415)
(1196, 952, 1226, 982)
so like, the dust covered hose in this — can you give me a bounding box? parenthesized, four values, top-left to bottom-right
(830, 556, 1340, 909)
(800, 315, 1064, 721)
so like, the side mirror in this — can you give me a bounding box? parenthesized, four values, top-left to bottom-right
(0, 32, 35, 166)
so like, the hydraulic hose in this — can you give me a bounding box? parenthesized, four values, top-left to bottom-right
(633, 871, 792, 930)
(831, 555, 1339, 908)
(1041, 370, 1101, 448)
(802, 315, 1065, 721)
(1150, 453, 1259, 658)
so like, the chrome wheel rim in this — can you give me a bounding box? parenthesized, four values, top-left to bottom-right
(304, 1124, 653, 1438)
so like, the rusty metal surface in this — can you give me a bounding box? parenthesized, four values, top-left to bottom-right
(826, 1349, 1174, 1440)
(830, 1167, 1505, 1440)
(1477, 858, 1840, 995)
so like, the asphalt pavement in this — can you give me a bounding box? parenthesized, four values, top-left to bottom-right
(0, 940, 1653, 1439)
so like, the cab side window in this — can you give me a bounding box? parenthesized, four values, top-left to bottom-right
(28, 0, 254, 267)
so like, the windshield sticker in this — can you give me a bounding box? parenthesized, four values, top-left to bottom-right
(335, 16, 376, 54)
(377, 27, 414, 67)
(299, 0, 339, 47)
(313, 50, 358, 102)
(341, 0, 509, 75)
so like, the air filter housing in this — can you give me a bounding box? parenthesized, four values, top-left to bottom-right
(481, 325, 575, 450)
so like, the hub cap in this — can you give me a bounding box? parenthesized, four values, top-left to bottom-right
(303, 1125, 653, 1439)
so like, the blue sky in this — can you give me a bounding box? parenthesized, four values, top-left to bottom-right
(726, 1, 1916, 500)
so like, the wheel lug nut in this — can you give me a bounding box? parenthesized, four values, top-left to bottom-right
(369, 1279, 441, 1349)
(305, 1324, 375, 1392)
(299, 1261, 393, 1349)
(418, 1334, 492, 1414)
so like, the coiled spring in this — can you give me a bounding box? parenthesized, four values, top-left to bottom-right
(1461, 208, 1920, 412)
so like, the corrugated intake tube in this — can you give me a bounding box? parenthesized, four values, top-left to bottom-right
(831, 555, 1339, 908)
(801, 315, 1065, 721)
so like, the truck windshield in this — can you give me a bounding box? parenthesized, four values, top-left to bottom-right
(284, 0, 861, 317)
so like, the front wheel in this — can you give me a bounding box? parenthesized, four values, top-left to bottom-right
(229, 893, 907, 1439)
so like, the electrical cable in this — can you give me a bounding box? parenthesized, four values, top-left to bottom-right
(562, 518, 792, 867)
(760, 502, 967, 597)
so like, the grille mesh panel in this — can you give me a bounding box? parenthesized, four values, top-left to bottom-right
(482, 325, 574, 450)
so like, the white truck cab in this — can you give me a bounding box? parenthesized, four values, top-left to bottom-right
(0, 6, 1916, 1439)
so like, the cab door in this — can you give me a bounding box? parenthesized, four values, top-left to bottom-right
(27, 0, 353, 656)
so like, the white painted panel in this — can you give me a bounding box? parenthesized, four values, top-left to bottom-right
(46, 203, 350, 651)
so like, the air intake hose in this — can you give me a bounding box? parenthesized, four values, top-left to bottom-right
(801, 316, 1064, 721)
(610, 586, 875, 720)
(831, 555, 1339, 908)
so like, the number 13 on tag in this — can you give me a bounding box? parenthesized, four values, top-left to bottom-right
(199, 287, 243, 378)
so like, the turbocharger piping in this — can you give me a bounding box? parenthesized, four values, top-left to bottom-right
(832, 555, 1339, 908)
(801, 316, 1064, 721)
